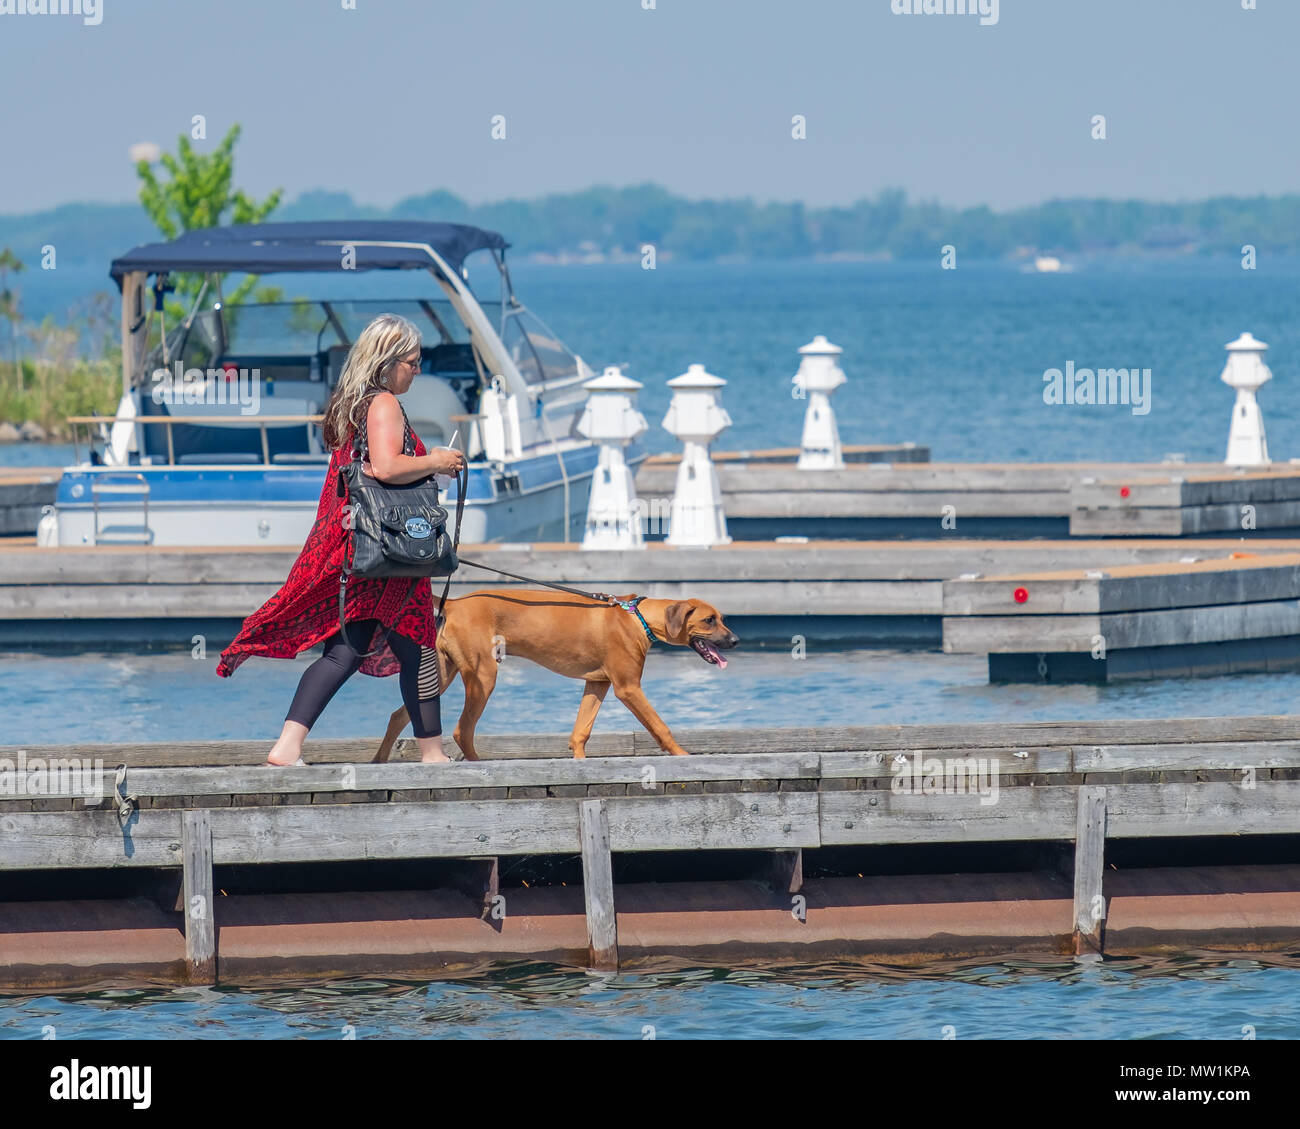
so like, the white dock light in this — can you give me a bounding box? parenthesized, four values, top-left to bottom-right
(1221, 332, 1272, 467)
(794, 335, 846, 470)
(576, 366, 648, 550)
(662, 363, 732, 547)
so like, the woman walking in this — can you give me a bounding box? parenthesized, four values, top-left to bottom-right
(217, 313, 467, 765)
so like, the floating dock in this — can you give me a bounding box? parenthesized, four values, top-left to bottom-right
(3, 716, 1299, 990)
(1070, 467, 1300, 536)
(944, 552, 1300, 682)
(6, 537, 1300, 648)
(14, 453, 1300, 543)
(637, 458, 1300, 539)
(0, 445, 923, 539)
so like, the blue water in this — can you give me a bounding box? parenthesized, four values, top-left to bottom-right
(5, 646, 1300, 746)
(5, 258, 1300, 1037)
(6, 256, 1300, 465)
(3, 956, 1296, 1040)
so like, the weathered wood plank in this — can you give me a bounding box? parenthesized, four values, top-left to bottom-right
(820, 748, 1074, 779)
(605, 793, 820, 851)
(944, 599, 1300, 655)
(65, 752, 822, 798)
(1072, 787, 1107, 955)
(12, 717, 1300, 768)
(1074, 742, 1300, 773)
(205, 801, 580, 862)
(182, 809, 216, 983)
(1104, 781, 1300, 837)
(579, 800, 618, 970)
(820, 786, 1077, 845)
(0, 808, 183, 869)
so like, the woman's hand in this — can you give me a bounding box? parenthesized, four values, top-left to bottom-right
(427, 447, 467, 477)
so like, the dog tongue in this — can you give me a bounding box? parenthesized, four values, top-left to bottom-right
(700, 640, 727, 668)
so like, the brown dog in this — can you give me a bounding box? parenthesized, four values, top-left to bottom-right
(372, 589, 739, 761)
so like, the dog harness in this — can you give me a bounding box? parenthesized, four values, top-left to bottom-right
(616, 596, 657, 644)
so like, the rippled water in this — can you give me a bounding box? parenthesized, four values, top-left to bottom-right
(5, 645, 1300, 746)
(2, 955, 1296, 1040)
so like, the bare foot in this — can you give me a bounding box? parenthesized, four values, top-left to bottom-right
(267, 721, 308, 766)
(417, 735, 452, 763)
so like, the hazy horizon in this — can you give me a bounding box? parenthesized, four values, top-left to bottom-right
(1, 0, 1296, 214)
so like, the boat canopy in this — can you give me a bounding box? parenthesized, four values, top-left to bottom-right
(109, 221, 509, 288)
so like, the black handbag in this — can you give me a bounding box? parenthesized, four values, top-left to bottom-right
(335, 397, 466, 655)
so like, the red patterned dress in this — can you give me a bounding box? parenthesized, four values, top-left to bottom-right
(216, 429, 438, 680)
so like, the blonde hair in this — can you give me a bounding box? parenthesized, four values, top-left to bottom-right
(321, 313, 422, 450)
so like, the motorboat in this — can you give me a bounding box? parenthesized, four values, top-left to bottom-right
(39, 221, 639, 546)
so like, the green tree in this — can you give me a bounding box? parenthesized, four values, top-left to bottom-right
(135, 124, 283, 324)
(0, 248, 23, 391)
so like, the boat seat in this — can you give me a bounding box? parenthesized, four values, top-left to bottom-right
(138, 395, 317, 462)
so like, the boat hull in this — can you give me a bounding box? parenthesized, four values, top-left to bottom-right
(49, 443, 635, 547)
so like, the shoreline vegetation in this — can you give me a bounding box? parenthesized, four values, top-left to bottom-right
(0, 289, 119, 438)
(2, 186, 1298, 270)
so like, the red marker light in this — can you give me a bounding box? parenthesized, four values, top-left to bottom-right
(1013, 587, 1029, 603)
(1119, 485, 1131, 498)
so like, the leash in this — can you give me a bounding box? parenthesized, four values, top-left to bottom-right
(434, 464, 468, 628)
(455, 554, 658, 644)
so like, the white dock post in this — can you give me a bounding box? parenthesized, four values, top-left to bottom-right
(794, 335, 847, 470)
(1222, 332, 1272, 467)
(576, 366, 648, 550)
(663, 363, 732, 547)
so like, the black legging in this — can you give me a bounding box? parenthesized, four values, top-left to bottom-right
(286, 619, 442, 738)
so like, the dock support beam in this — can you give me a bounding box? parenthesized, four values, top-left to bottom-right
(181, 809, 216, 984)
(1072, 787, 1108, 956)
(764, 849, 803, 897)
(445, 857, 500, 925)
(579, 799, 618, 970)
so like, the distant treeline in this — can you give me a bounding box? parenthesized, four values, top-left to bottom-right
(3, 185, 1299, 264)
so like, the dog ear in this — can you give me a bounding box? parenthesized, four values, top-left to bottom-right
(664, 601, 692, 640)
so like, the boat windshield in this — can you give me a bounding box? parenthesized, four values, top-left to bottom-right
(212, 298, 502, 357)
(143, 296, 505, 382)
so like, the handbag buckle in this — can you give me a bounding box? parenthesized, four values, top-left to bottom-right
(405, 516, 433, 539)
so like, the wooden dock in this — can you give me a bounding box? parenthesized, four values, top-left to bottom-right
(943, 552, 1300, 681)
(14, 451, 1300, 543)
(1071, 466, 1300, 536)
(636, 458, 1300, 539)
(0, 445, 923, 539)
(7, 537, 1300, 647)
(3, 717, 1299, 989)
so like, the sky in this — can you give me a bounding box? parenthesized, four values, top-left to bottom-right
(0, 0, 1296, 214)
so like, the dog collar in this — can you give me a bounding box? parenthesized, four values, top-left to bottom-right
(617, 596, 657, 644)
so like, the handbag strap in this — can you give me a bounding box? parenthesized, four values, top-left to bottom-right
(355, 391, 415, 460)
(435, 464, 469, 629)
